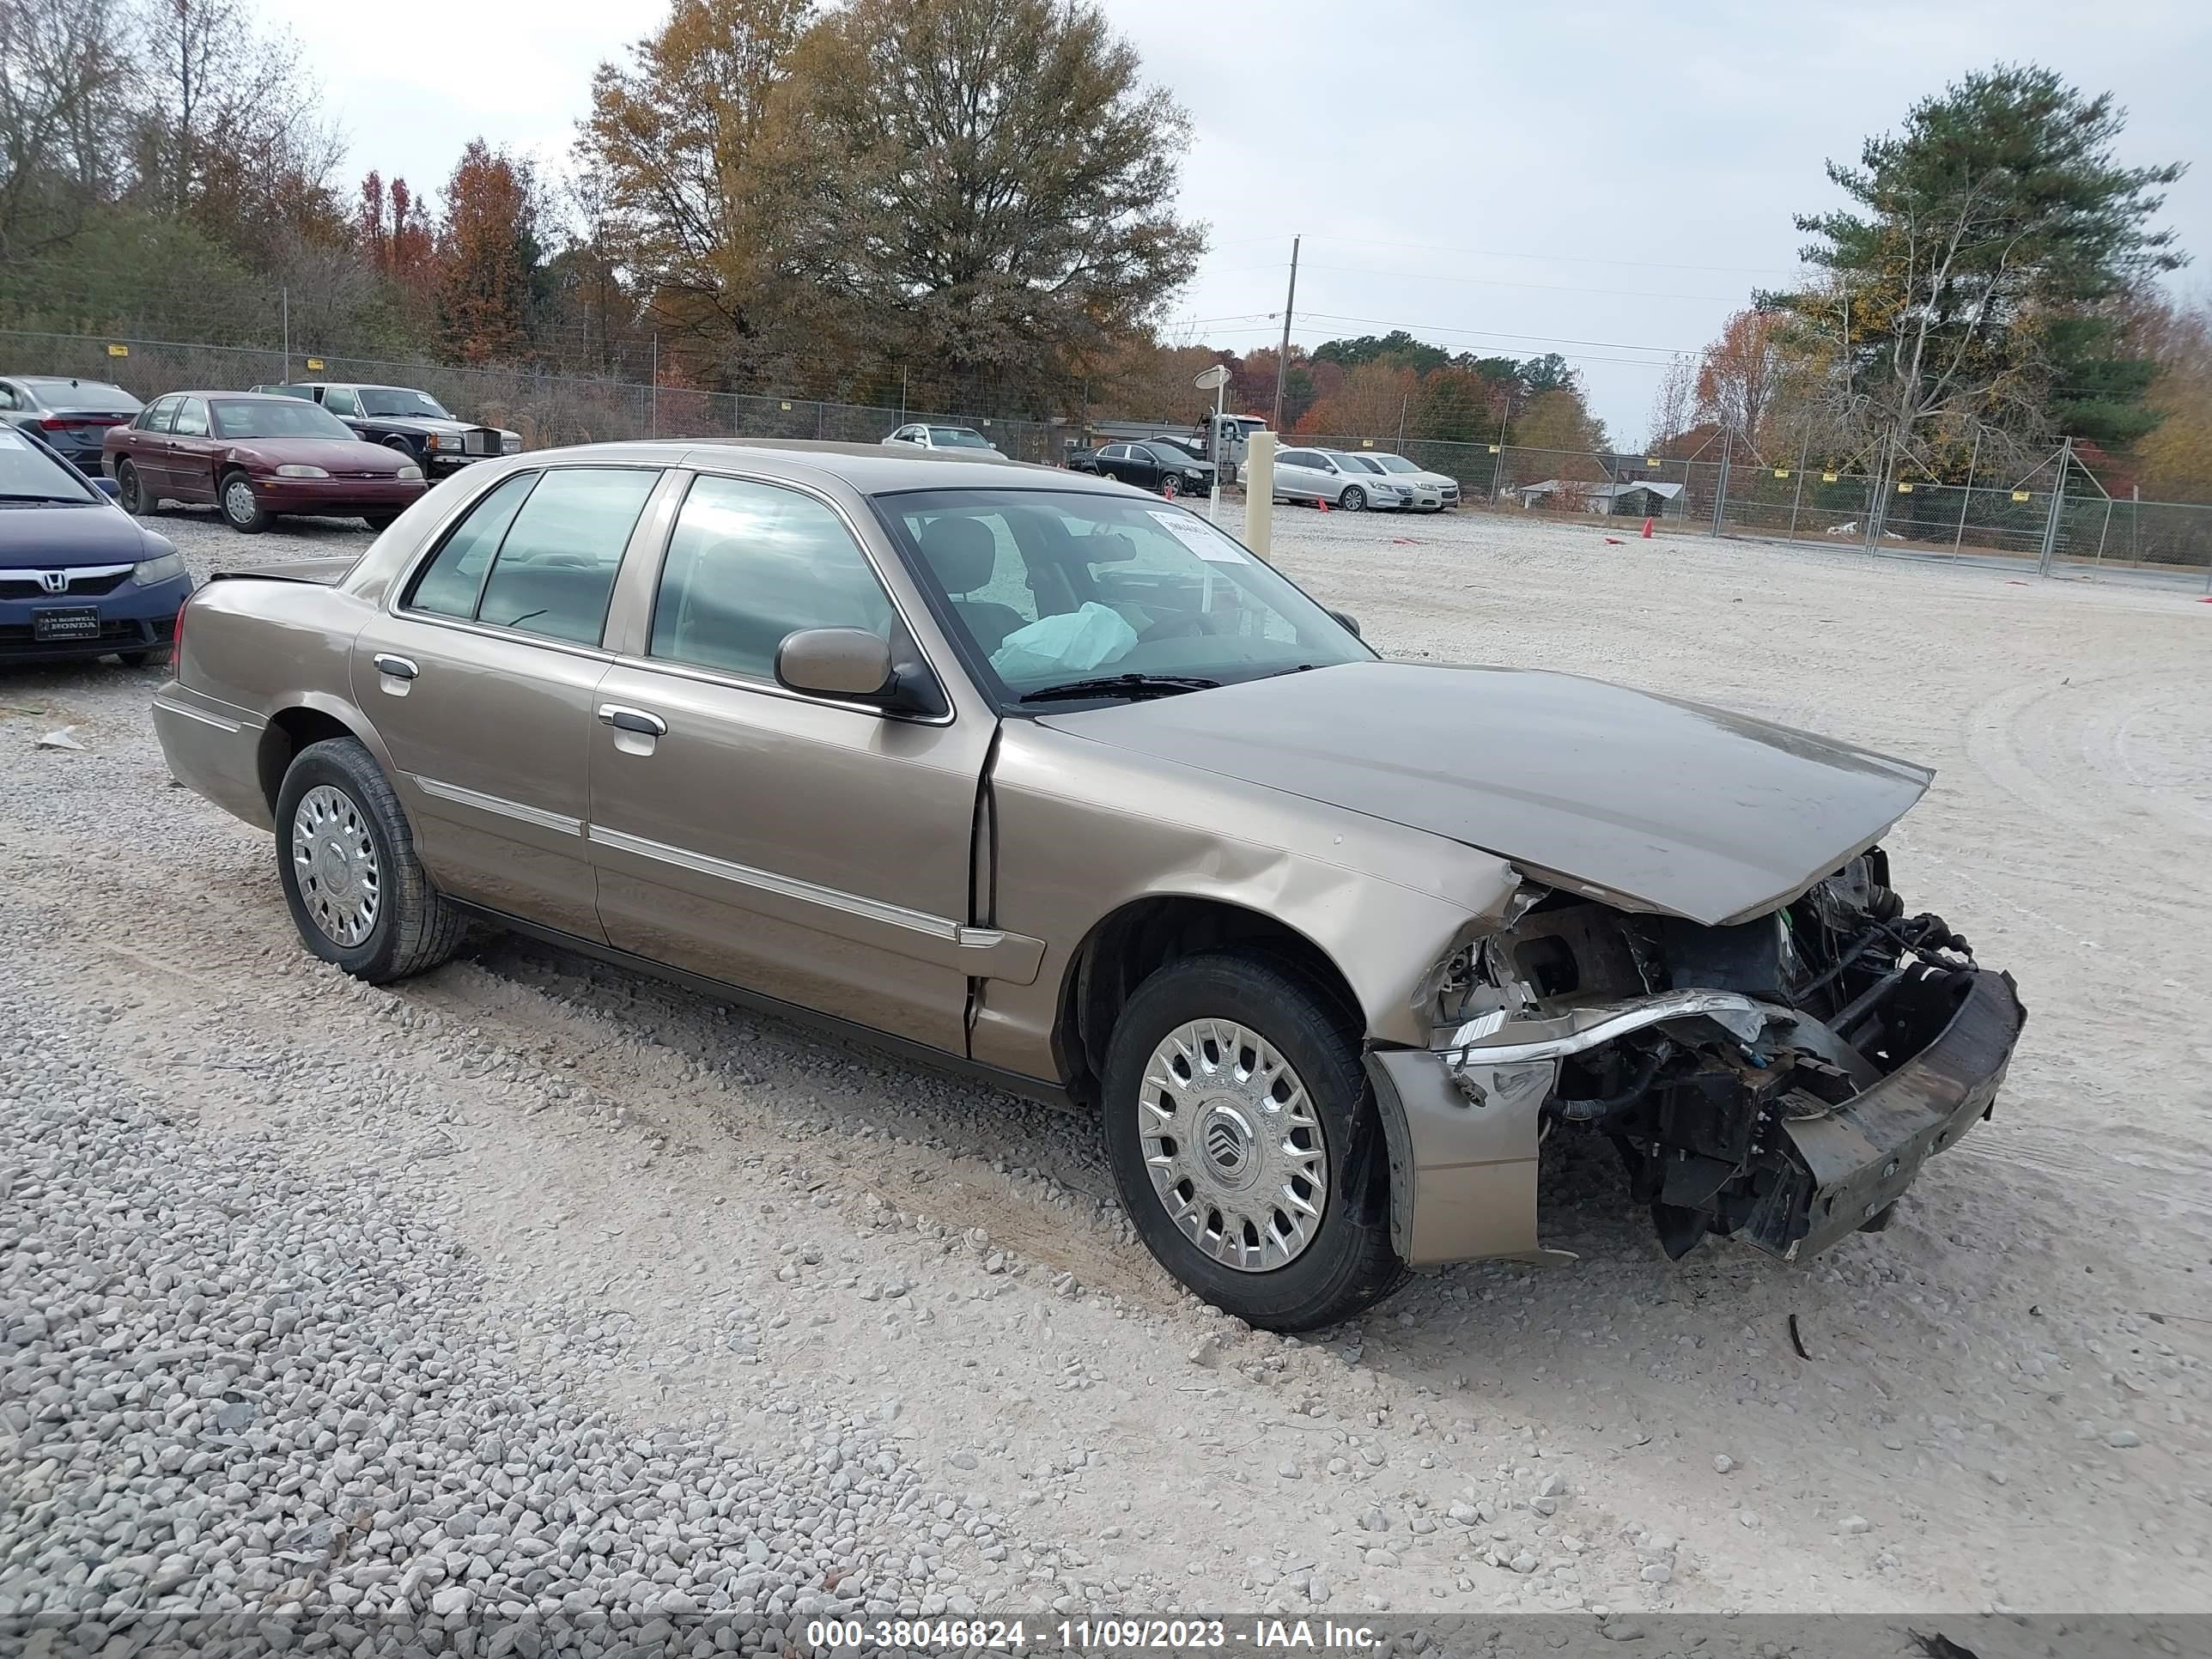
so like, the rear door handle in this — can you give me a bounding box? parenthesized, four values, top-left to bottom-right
(373, 653, 417, 680)
(598, 704, 666, 738)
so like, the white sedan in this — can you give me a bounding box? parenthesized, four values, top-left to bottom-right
(1269, 447, 1414, 512)
(884, 423, 1004, 457)
(1354, 451, 1460, 509)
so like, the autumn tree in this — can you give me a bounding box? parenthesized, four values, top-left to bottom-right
(1693, 308, 1788, 456)
(1298, 362, 1417, 440)
(1514, 386, 1607, 464)
(797, 0, 1206, 410)
(1785, 64, 2186, 517)
(1089, 338, 1229, 422)
(1645, 354, 1696, 450)
(2132, 295, 2212, 504)
(1415, 364, 1499, 444)
(575, 0, 817, 379)
(435, 139, 543, 363)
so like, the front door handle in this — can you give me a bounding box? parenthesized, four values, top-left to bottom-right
(598, 704, 667, 738)
(373, 653, 417, 680)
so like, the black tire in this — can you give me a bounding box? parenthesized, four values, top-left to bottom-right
(1159, 474, 1181, 499)
(118, 647, 173, 669)
(380, 435, 422, 466)
(115, 459, 153, 515)
(363, 512, 400, 532)
(1340, 485, 1367, 513)
(1100, 950, 1405, 1332)
(275, 737, 465, 983)
(220, 469, 267, 533)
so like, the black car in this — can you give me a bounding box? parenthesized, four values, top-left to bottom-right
(249, 382, 520, 476)
(0, 375, 143, 474)
(1068, 439, 1216, 499)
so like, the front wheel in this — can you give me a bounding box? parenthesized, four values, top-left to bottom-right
(1159, 474, 1181, 499)
(1339, 486, 1367, 513)
(275, 737, 465, 982)
(363, 511, 400, 532)
(1101, 951, 1405, 1332)
(221, 470, 267, 533)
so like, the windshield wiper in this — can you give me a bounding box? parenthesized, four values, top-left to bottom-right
(1019, 672, 1220, 704)
(0, 492, 89, 503)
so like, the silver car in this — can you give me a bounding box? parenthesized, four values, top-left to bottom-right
(1271, 447, 1413, 512)
(1358, 451, 1460, 508)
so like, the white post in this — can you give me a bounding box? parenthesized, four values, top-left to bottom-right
(1209, 377, 1225, 524)
(1243, 430, 1276, 562)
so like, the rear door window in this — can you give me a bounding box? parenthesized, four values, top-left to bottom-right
(137, 398, 179, 433)
(404, 471, 540, 620)
(474, 469, 659, 646)
(171, 399, 210, 437)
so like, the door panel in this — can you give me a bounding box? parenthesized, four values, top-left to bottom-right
(587, 669, 1000, 1048)
(352, 617, 611, 939)
(167, 399, 216, 501)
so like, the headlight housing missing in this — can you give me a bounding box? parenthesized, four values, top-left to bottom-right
(273, 464, 329, 479)
(132, 550, 186, 586)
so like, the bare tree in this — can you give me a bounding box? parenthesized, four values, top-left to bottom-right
(0, 0, 136, 258)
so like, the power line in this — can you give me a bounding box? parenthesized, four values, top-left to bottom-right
(1296, 262, 1740, 305)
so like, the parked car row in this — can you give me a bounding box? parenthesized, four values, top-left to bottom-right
(1273, 447, 1460, 513)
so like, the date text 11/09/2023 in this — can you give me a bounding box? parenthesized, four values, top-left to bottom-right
(803, 1618, 1381, 1652)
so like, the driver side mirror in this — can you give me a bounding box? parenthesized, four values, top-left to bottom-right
(94, 475, 121, 500)
(1328, 610, 1362, 638)
(775, 628, 942, 716)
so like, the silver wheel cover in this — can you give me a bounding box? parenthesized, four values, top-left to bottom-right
(1139, 1018, 1328, 1272)
(224, 478, 257, 523)
(291, 784, 381, 947)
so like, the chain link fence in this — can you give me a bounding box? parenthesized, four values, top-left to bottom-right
(1303, 433, 2212, 586)
(11, 326, 2209, 586)
(0, 329, 1077, 465)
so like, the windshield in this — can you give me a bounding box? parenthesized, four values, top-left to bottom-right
(0, 426, 98, 501)
(886, 487, 1370, 702)
(1370, 454, 1418, 473)
(211, 400, 360, 441)
(1336, 454, 1385, 474)
(930, 427, 994, 449)
(360, 387, 454, 419)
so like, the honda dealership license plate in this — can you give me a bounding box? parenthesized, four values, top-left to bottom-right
(32, 608, 101, 641)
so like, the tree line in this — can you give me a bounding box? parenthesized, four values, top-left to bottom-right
(2, 12, 2203, 493)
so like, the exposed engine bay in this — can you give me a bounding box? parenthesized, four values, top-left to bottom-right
(1431, 848, 2026, 1261)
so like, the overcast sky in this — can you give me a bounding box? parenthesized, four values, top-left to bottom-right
(268, 0, 2209, 446)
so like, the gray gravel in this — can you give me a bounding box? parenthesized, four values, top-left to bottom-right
(0, 977, 1044, 1649)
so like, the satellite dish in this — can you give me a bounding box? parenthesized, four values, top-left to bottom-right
(1193, 365, 1231, 390)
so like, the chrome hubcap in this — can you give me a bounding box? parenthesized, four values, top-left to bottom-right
(291, 785, 380, 947)
(226, 479, 256, 522)
(1139, 1019, 1328, 1272)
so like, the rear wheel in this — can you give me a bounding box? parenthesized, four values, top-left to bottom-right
(1101, 951, 1404, 1332)
(118, 647, 172, 670)
(220, 470, 267, 533)
(275, 737, 465, 982)
(1340, 486, 1367, 513)
(116, 459, 151, 515)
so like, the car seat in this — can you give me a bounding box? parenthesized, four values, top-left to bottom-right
(917, 517, 1026, 653)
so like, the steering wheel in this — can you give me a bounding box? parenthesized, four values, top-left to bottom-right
(1137, 611, 1218, 643)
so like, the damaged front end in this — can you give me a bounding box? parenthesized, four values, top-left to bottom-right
(1434, 849, 2027, 1261)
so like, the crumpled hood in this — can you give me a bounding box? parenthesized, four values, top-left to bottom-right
(1036, 661, 1933, 927)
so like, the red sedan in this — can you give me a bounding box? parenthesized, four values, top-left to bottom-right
(103, 391, 428, 533)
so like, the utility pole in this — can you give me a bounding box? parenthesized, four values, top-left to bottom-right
(1953, 428, 1981, 554)
(280, 286, 289, 382)
(1395, 394, 1408, 454)
(1270, 236, 1300, 434)
(650, 335, 659, 439)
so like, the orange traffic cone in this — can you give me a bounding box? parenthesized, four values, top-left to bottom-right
(1641, 517, 1654, 538)
(1317, 498, 1329, 512)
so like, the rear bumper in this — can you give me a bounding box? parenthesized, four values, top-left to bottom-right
(250, 477, 426, 514)
(0, 575, 191, 663)
(150, 680, 272, 828)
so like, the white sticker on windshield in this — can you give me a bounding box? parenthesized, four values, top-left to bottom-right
(1147, 508, 1247, 563)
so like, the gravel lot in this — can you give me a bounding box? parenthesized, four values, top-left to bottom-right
(3, 497, 2209, 1639)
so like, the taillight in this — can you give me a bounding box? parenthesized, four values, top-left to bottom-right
(38, 416, 73, 429)
(172, 587, 191, 665)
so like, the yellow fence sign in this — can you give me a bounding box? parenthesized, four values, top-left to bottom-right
(1897, 481, 1913, 493)
(306, 358, 324, 371)
(2012, 489, 2032, 501)
(107, 343, 128, 358)
(1645, 457, 1659, 467)
(780, 400, 792, 410)
(1821, 471, 1838, 483)
(1774, 469, 1789, 479)
(1488, 444, 1499, 454)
